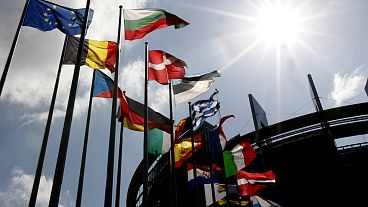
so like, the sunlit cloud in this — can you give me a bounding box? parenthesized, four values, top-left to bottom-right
(330, 66, 368, 106)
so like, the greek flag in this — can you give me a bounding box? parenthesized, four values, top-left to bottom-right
(191, 90, 220, 131)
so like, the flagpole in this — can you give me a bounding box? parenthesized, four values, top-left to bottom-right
(204, 126, 217, 206)
(115, 120, 124, 207)
(168, 82, 178, 207)
(143, 41, 149, 207)
(28, 35, 68, 207)
(104, 5, 122, 207)
(75, 69, 96, 207)
(48, 0, 91, 205)
(188, 102, 199, 207)
(0, 0, 31, 97)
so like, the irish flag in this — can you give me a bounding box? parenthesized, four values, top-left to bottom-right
(123, 9, 189, 40)
(148, 128, 171, 156)
(149, 50, 187, 84)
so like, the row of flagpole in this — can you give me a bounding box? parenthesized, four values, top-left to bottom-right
(0, 0, 195, 206)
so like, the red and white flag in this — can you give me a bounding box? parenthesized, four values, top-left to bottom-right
(148, 50, 187, 84)
(237, 170, 276, 196)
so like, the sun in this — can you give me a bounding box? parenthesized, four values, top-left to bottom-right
(254, 3, 302, 45)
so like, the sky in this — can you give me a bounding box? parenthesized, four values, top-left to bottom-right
(0, 0, 367, 206)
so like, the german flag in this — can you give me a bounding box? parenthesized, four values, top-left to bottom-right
(63, 36, 117, 72)
(118, 96, 172, 133)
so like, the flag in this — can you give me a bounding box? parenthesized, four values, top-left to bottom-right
(237, 170, 276, 197)
(187, 163, 218, 190)
(209, 115, 235, 161)
(173, 70, 221, 104)
(63, 36, 117, 72)
(191, 90, 220, 131)
(92, 70, 123, 98)
(218, 199, 249, 207)
(124, 9, 189, 40)
(175, 117, 191, 140)
(23, 0, 94, 35)
(204, 183, 227, 206)
(118, 96, 172, 133)
(251, 195, 282, 207)
(148, 50, 186, 84)
(223, 140, 257, 178)
(174, 135, 202, 168)
(148, 128, 171, 156)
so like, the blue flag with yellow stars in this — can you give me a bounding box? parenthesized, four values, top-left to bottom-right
(23, 0, 94, 35)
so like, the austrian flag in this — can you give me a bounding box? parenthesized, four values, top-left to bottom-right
(148, 50, 187, 84)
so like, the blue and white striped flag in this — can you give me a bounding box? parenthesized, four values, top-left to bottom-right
(191, 90, 220, 131)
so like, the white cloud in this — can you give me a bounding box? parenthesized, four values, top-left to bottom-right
(0, 167, 73, 207)
(330, 66, 368, 106)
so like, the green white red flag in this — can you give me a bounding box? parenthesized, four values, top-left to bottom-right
(149, 50, 187, 84)
(123, 9, 189, 40)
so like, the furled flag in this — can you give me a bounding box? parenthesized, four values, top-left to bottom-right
(237, 170, 276, 197)
(251, 195, 283, 207)
(174, 135, 202, 168)
(63, 36, 117, 72)
(148, 50, 187, 84)
(123, 9, 189, 40)
(209, 115, 235, 162)
(92, 70, 123, 98)
(191, 90, 220, 131)
(173, 70, 221, 104)
(187, 163, 218, 190)
(223, 140, 257, 178)
(204, 183, 227, 206)
(23, 0, 94, 35)
(118, 96, 172, 133)
(148, 128, 171, 156)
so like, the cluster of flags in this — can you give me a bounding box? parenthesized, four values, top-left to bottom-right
(10, 0, 284, 206)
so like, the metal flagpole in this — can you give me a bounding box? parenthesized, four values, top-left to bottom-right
(115, 118, 124, 207)
(204, 126, 217, 206)
(75, 69, 96, 207)
(104, 5, 122, 207)
(48, 0, 91, 205)
(28, 35, 68, 207)
(143, 41, 149, 207)
(0, 0, 31, 97)
(168, 82, 178, 207)
(188, 102, 199, 207)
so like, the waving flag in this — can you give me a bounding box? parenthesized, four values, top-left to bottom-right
(148, 128, 171, 156)
(223, 140, 257, 178)
(209, 115, 235, 162)
(92, 70, 123, 98)
(23, 0, 94, 35)
(63, 36, 117, 72)
(148, 50, 186, 84)
(173, 70, 221, 104)
(124, 9, 189, 40)
(237, 170, 276, 196)
(251, 195, 283, 207)
(187, 163, 218, 190)
(191, 90, 220, 131)
(204, 183, 227, 206)
(174, 135, 202, 168)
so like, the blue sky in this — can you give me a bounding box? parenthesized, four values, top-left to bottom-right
(0, 0, 367, 206)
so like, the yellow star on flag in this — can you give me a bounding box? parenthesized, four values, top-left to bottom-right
(44, 18, 49, 22)
(43, 12, 48, 16)
(68, 23, 72, 27)
(53, 5, 57, 9)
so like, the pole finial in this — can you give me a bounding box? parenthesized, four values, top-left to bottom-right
(119, 5, 122, 9)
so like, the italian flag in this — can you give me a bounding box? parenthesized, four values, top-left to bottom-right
(223, 140, 257, 178)
(148, 128, 171, 156)
(148, 50, 186, 84)
(124, 9, 189, 40)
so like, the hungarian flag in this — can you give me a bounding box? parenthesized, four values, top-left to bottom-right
(124, 9, 189, 40)
(63, 36, 117, 72)
(237, 170, 276, 197)
(223, 140, 257, 178)
(148, 50, 187, 84)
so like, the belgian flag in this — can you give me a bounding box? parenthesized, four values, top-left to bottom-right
(63, 36, 117, 72)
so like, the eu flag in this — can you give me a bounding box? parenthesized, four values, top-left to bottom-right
(23, 0, 94, 35)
